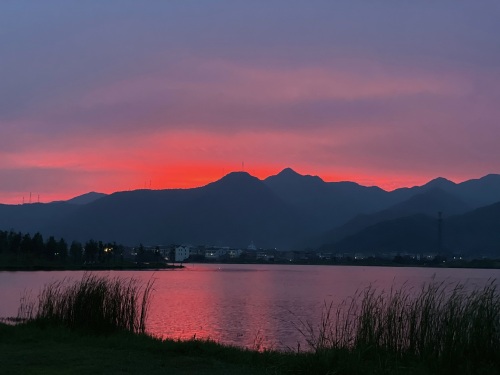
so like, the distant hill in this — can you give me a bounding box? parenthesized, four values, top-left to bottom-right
(1, 169, 500, 253)
(331, 214, 439, 254)
(324, 200, 500, 257)
(44, 172, 307, 248)
(453, 174, 500, 207)
(66, 192, 107, 205)
(391, 174, 500, 208)
(0, 202, 79, 235)
(445, 201, 500, 255)
(316, 188, 470, 246)
(264, 168, 395, 231)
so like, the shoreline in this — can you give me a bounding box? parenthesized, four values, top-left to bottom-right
(0, 264, 184, 272)
(2, 321, 498, 375)
(2, 259, 500, 271)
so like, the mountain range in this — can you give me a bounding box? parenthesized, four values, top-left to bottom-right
(1, 168, 500, 256)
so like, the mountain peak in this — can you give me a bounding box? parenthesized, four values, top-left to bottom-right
(425, 177, 456, 189)
(221, 171, 256, 181)
(269, 168, 324, 183)
(66, 192, 107, 205)
(209, 171, 261, 189)
(277, 167, 301, 177)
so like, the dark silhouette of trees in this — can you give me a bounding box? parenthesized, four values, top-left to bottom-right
(84, 239, 99, 263)
(9, 232, 22, 254)
(32, 233, 44, 256)
(0, 231, 7, 254)
(0, 229, 127, 268)
(20, 234, 33, 254)
(45, 236, 58, 261)
(57, 238, 68, 261)
(70, 241, 83, 263)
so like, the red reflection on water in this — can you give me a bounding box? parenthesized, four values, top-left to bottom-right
(2, 266, 500, 350)
(145, 265, 311, 350)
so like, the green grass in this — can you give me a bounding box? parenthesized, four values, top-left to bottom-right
(2, 321, 487, 375)
(0, 323, 284, 375)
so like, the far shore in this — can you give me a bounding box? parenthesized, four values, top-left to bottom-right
(2, 257, 500, 271)
(0, 263, 184, 272)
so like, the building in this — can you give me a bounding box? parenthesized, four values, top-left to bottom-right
(175, 246, 191, 262)
(205, 248, 228, 260)
(229, 249, 243, 258)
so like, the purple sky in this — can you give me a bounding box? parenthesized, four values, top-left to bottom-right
(1, 1, 500, 203)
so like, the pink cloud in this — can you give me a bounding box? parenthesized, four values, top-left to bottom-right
(1, 58, 498, 204)
(71, 58, 468, 125)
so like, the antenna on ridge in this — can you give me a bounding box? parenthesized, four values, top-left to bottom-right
(242, 161, 245, 172)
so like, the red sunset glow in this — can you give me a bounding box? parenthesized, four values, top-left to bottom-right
(1, 2, 499, 204)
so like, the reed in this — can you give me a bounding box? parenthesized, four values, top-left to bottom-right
(18, 273, 154, 334)
(297, 281, 500, 372)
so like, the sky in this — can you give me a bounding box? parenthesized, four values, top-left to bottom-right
(1, 1, 500, 204)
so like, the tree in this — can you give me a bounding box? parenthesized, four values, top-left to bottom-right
(57, 238, 68, 262)
(20, 233, 32, 254)
(84, 240, 99, 263)
(45, 236, 58, 261)
(8, 232, 22, 254)
(70, 241, 83, 263)
(32, 233, 44, 257)
(98, 241, 105, 263)
(0, 231, 7, 253)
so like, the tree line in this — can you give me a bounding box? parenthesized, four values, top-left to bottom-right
(0, 229, 123, 265)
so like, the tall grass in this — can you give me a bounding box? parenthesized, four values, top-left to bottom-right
(18, 273, 154, 334)
(297, 281, 500, 372)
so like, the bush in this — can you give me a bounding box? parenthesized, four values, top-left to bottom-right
(18, 273, 154, 334)
(297, 281, 500, 373)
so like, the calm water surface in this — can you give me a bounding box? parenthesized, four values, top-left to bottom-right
(1, 264, 499, 350)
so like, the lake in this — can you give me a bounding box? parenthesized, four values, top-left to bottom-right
(1, 264, 499, 350)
